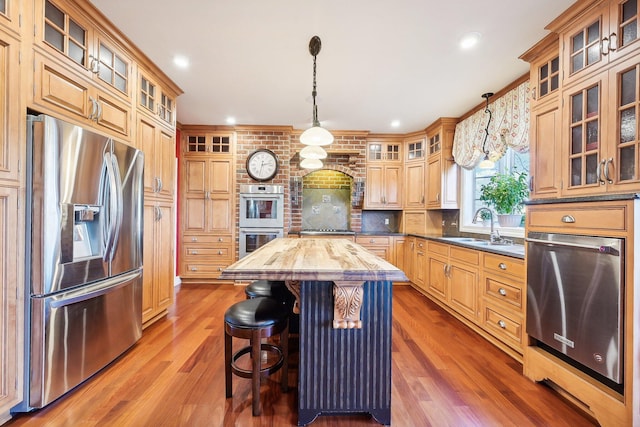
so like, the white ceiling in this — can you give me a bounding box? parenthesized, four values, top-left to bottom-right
(90, 0, 575, 134)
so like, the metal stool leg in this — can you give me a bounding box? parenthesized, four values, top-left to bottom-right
(280, 321, 289, 392)
(225, 326, 233, 398)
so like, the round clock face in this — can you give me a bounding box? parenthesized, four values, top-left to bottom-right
(246, 149, 279, 181)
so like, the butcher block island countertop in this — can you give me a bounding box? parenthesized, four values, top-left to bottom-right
(220, 237, 406, 426)
(219, 237, 408, 282)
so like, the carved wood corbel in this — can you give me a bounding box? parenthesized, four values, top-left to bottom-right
(285, 280, 301, 314)
(332, 281, 364, 329)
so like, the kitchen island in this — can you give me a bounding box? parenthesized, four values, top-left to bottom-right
(220, 238, 407, 426)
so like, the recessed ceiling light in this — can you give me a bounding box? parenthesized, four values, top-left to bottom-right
(225, 117, 236, 125)
(460, 32, 482, 50)
(390, 120, 400, 128)
(173, 55, 190, 69)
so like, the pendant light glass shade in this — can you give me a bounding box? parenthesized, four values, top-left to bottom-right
(300, 158, 323, 169)
(478, 153, 495, 169)
(300, 145, 327, 159)
(300, 125, 334, 146)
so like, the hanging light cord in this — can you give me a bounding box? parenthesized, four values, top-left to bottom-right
(311, 53, 320, 126)
(482, 92, 493, 154)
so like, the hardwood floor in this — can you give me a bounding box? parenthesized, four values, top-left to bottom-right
(7, 283, 597, 427)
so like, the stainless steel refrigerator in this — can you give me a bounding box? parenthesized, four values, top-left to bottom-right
(15, 114, 144, 411)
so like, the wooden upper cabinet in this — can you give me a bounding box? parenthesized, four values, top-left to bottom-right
(404, 133, 426, 209)
(137, 116, 175, 200)
(425, 118, 458, 209)
(37, 0, 133, 102)
(551, 0, 640, 86)
(521, 34, 562, 199)
(137, 69, 176, 129)
(365, 137, 403, 209)
(0, 0, 22, 35)
(0, 27, 20, 183)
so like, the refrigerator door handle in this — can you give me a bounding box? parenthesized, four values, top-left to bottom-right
(48, 269, 141, 308)
(103, 151, 123, 262)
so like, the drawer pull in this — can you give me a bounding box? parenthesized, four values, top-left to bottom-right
(191, 250, 198, 255)
(218, 237, 224, 242)
(370, 239, 375, 243)
(498, 288, 507, 296)
(190, 267, 198, 271)
(561, 215, 576, 223)
(191, 237, 198, 242)
(218, 250, 223, 255)
(498, 263, 507, 270)
(497, 320, 507, 329)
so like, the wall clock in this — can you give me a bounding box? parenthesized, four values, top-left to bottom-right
(246, 149, 279, 181)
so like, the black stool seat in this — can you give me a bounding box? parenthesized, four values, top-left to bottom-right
(244, 280, 288, 299)
(225, 295, 288, 328)
(224, 297, 289, 416)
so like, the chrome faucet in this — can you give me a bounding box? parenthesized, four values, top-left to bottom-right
(472, 207, 501, 243)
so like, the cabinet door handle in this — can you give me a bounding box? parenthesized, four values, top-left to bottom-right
(597, 159, 606, 185)
(604, 158, 613, 184)
(602, 36, 610, 56)
(498, 288, 507, 296)
(497, 320, 507, 329)
(88, 96, 97, 120)
(498, 263, 507, 270)
(561, 215, 576, 223)
(421, 195, 425, 204)
(95, 100, 102, 121)
(529, 175, 534, 192)
(531, 86, 537, 101)
(436, 193, 440, 202)
(157, 178, 163, 192)
(609, 32, 618, 52)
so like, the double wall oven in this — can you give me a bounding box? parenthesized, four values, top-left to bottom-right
(239, 184, 284, 258)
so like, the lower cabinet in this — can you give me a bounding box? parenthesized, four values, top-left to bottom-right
(479, 253, 525, 354)
(424, 242, 479, 322)
(180, 234, 234, 279)
(0, 186, 23, 423)
(412, 239, 525, 361)
(142, 200, 175, 327)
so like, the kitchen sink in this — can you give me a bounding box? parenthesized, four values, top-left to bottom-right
(440, 237, 485, 242)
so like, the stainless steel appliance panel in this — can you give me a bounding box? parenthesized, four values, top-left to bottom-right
(28, 270, 142, 408)
(239, 184, 284, 229)
(109, 140, 144, 277)
(239, 228, 284, 258)
(526, 232, 624, 384)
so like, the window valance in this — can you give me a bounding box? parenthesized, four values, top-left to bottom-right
(452, 81, 531, 170)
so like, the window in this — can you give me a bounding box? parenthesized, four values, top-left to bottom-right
(459, 148, 530, 237)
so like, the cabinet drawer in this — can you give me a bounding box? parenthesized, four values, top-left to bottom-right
(182, 263, 229, 277)
(450, 246, 479, 265)
(183, 245, 232, 259)
(482, 305, 523, 347)
(356, 236, 391, 246)
(483, 275, 523, 310)
(427, 241, 448, 256)
(527, 204, 628, 233)
(483, 253, 524, 279)
(183, 234, 232, 244)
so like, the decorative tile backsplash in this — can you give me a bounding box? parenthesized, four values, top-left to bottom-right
(361, 211, 401, 233)
(301, 188, 351, 230)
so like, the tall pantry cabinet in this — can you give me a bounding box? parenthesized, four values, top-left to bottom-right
(0, 0, 23, 422)
(179, 127, 236, 280)
(135, 66, 180, 327)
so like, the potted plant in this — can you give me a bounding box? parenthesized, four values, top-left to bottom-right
(479, 170, 529, 227)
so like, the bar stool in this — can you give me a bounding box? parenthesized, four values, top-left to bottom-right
(224, 297, 289, 416)
(245, 280, 298, 334)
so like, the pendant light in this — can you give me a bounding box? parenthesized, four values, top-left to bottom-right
(300, 158, 323, 169)
(300, 36, 334, 146)
(479, 92, 495, 169)
(300, 145, 327, 160)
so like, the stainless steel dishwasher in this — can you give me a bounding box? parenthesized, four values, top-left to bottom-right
(526, 231, 624, 387)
